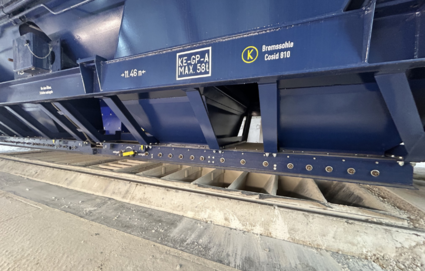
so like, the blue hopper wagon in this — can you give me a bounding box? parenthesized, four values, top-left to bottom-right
(0, 0, 424, 187)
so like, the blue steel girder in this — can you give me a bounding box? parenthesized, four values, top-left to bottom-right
(100, 3, 376, 94)
(186, 89, 220, 150)
(53, 102, 104, 143)
(4, 105, 52, 139)
(0, 115, 26, 137)
(375, 72, 425, 162)
(0, 135, 414, 188)
(38, 103, 86, 141)
(102, 96, 157, 145)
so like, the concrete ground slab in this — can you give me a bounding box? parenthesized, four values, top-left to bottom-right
(0, 187, 236, 271)
(0, 172, 385, 271)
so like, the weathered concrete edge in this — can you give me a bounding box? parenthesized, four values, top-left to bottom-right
(0, 158, 424, 260)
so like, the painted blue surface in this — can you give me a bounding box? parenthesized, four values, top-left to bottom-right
(115, 0, 351, 58)
(123, 96, 208, 144)
(278, 82, 401, 154)
(259, 83, 279, 153)
(100, 101, 122, 136)
(102, 7, 372, 93)
(0, 136, 414, 187)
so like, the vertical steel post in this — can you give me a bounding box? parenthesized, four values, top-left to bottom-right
(258, 83, 279, 153)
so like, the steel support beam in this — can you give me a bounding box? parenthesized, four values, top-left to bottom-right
(4, 105, 51, 138)
(102, 96, 157, 145)
(186, 89, 220, 150)
(53, 102, 103, 142)
(242, 113, 252, 142)
(0, 108, 30, 137)
(375, 72, 425, 161)
(0, 124, 12, 136)
(39, 103, 85, 141)
(258, 83, 279, 153)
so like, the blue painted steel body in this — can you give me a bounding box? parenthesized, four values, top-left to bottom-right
(259, 83, 279, 153)
(0, 0, 424, 186)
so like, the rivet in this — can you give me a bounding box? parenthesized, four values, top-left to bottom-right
(220, 158, 225, 163)
(158, 153, 163, 158)
(371, 170, 380, 177)
(347, 168, 356, 175)
(168, 153, 173, 158)
(306, 164, 313, 171)
(240, 159, 246, 165)
(200, 156, 205, 161)
(325, 166, 333, 173)
(190, 155, 195, 160)
(287, 163, 294, 169)
(263, 161, 269, 167)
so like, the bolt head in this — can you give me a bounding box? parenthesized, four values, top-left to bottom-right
(306, 164, 313, 171)
(325, 166, 333, 173)
(263, 161, 269, 167)
(168, 153, 173, 158)
(220, 158, 225, 163)
(178, 154, 183, 159)
(287, 163, 294, 169)
(240, 159, 246, 165)
(371, 170, 380, 177)
(158, 153, 163, 158)
(347, 168, 356, 175)
(190, 155, 195, 160)
(200, 156, 205, 161)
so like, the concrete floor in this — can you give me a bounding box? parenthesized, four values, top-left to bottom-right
(0, 172, 386, 271)
(0, 190, 236, 271)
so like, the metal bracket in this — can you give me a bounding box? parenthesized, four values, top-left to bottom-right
(77, 55, 106, 93)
